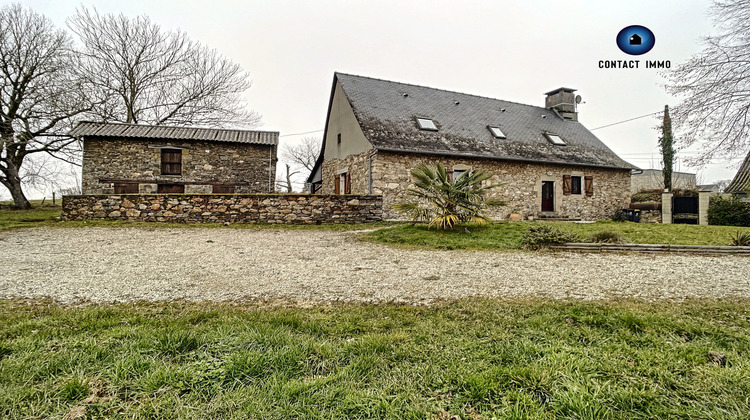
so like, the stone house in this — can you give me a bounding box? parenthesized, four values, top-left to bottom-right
(71, 122, 278, 195)
(307, 73, 635, 220)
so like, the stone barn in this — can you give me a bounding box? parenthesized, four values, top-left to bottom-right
(307, 73, 636, 220)
(70, 122, 278, 194)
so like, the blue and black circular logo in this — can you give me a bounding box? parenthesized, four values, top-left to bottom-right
(616, 25, 655, 55)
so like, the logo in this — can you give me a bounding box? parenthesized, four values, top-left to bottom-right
(616, 25, 655, 55)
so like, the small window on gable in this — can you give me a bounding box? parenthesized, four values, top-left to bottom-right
(416, 117, 438, 131)
(544, 133, 566, 146)
(488, 126, 506, 139)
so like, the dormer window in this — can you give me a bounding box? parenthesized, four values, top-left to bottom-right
(488, 126, 506, 139)
(544, 133, 566, 146)
(416, 117, 438, 131)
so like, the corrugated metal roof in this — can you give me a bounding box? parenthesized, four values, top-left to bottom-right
(334, 73, 634, 170)
(68, 121, 279, 145)
(725, 152, 750, 193)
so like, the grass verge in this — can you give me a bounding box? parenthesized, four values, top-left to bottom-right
(0, 299, 748, 419)
(364, 221, 750, 250)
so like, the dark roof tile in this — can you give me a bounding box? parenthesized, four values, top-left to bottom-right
(336, 73, 634, 169)
(69, 121, 278, 145)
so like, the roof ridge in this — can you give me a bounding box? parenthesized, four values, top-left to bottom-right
(75, 120, 278, 134)
(334, 71, 562, 115)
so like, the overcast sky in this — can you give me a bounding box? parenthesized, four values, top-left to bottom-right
(8, 0, 738, 198)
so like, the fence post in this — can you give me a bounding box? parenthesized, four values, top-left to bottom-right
(661, 191, 673, 224)
(698, 190, 711, 225)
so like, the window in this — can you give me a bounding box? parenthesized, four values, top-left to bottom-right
(453, 169, 467, 180)
(544, 133, 566, 146)
(334, 173, 351, 194)
(161, 149, 182, 175)
(212, 184, 235, 194)
(416, 117, 438, 131)
(337, 133, 342, 145)
(571, 176, 582, 195)
(114, 183, 139, 194)
(488, 126, 506, 139)
(158, 184, 185, 193)
(563, 175, 583, 195)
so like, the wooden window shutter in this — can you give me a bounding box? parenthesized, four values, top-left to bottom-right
(584, 176, 593, 197)
(334, 174, 340, 194)
(212, 184, 235, 194)
(562, 175, 572, 195)
(344, 173, 351, 194)
(114, 183, 139, 194)
(161, 149, 182, 175)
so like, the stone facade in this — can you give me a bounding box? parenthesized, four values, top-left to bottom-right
(321, 150, 630, 221)
(63, 194, 382, 224)
(82, 137, 277, 194)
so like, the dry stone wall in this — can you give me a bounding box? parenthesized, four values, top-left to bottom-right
(82, 137, 276, 194)
(63, 194, 382, 224)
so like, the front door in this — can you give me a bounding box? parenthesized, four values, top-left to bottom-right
(541, 181, 554, 212)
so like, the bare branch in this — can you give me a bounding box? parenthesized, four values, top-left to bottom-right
(1, 4, 92, 208)
(664, 0, 750, 165)
(68, 7, 261, 128)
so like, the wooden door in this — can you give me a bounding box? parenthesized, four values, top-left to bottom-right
(541, 181, 554, 212)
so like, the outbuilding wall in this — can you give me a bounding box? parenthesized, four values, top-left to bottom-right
(82, 137, 277, 194)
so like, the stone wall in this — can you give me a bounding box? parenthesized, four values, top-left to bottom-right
(82, 137, 277, 194)
(321, 150, 631, 221)
(63, 194, 382, 224)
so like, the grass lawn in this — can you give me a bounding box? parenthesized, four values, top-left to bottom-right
(364, 221, 750, 250)
(1, 299, 748, 419)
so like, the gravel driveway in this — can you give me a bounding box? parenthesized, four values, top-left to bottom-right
(2, 227, 749, 305)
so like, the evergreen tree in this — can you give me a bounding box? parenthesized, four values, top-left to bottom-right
(660, 105, 675, 191)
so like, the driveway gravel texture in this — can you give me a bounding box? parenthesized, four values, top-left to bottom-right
(2, 227, 749, 305)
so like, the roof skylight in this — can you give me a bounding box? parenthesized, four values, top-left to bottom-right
(544, 133, 566, 146)
(488, 126, 506, 139)
(416, 117, 438, 131)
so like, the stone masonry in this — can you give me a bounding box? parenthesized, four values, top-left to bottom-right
(63, 194, 382, 224)
(321, 150, 630, 221)
(82, 137, 276, 194)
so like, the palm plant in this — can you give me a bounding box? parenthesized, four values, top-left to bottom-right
(393, 163, 505, 230)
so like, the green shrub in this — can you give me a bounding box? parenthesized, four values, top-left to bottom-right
(522, 225, 580, 250)
(729, 231, 750, 246)
(610, 209, 627, 222)
(708, 195, 750, 227)
(586, 231, 629, 244)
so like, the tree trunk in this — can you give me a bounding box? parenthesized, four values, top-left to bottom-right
(1, 160, 31, 209)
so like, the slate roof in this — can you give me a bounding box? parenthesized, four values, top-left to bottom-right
(333, 72, 634, 170)
(724, 151, 750, 193)
(69, 121, 278, 145)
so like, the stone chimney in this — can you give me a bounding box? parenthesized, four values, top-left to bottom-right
(544, 87, 578, 121)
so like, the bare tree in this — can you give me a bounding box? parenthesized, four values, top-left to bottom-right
(665, 0, 750, 165)
(281, 137, 321, 174)
(0, 4, 94, 209)
(275, 164, 299, 193)
(68, 7, 261, 128)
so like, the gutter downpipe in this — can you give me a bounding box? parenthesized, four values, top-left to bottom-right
(368, 149, 378, 194)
